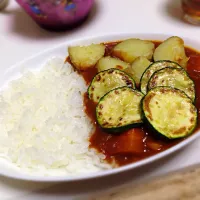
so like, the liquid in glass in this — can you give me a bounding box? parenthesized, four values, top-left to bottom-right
(182, 0, 200, 25)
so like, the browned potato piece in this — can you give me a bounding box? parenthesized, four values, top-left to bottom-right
(112, 39, 155, 63)
(124, 56, 151, 85)
(153, 36, 189, 69)
(68, 44, 105, 71)
(96, 56, 130, 72)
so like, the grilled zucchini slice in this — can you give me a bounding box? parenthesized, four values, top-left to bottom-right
(88, 69, 135, 103)
(68, 44, 105, 71)
(124, 56, 151, 86)
(153, 36, 189, 69)
(112, 39, 155, 63)
(140, 60, 182, 94)
(142, 87, 197, 139)
(96, 56, 130, 72)
(148, 67, 195, 102)
(96, 87, 144, 132)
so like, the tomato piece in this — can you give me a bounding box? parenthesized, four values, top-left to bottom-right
(105, 128, 145, 155)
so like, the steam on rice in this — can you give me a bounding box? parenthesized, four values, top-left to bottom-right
(0, 57, 112, 175)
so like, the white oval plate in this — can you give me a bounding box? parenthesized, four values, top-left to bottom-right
(0, 33, 200, 182)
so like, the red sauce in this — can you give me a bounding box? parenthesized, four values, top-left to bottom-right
(104, 42, 119, 56)
(67, 41, 200, 166)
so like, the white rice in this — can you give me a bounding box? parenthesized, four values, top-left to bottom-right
(0, 57, 112, 175)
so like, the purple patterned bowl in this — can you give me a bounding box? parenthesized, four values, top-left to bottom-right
(16, 0, 94, 31)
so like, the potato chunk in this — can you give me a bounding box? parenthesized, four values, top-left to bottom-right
(124, 56, 151, 85)
(112, 39, 155, 63)
(153, 36, 189, 69)
(68, 44, 105, 70)
(96, 56, 130, 72)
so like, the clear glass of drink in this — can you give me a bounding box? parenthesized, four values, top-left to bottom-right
(181, 0, 200, 25)
(0, 0, 8, 10)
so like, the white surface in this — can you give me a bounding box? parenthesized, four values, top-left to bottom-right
(0, 0, 200, 199)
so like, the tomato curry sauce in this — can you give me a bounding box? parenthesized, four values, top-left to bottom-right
(66, 41, 200, 166)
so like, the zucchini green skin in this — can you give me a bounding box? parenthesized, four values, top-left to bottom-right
(148, 67, 195, 102)
(140, 60, 182, 94)
(88, 68, 135, 103)
(96, 87, 144, 132)
(142, 86, 197, 139)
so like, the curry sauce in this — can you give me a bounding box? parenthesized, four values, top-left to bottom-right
(66, 41, 200, 166)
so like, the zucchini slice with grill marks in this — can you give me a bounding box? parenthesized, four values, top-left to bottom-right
(148, 67, 195, 102)
(96, 87, 144, 132)
(142, 87, 197, 139)
(88, 69, 135, 103)
(140, 60, 182, 94)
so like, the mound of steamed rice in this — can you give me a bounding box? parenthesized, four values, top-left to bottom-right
(0, 58, 112, 175)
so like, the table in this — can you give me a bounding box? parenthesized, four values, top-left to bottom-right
(0, 0, 200, 199)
